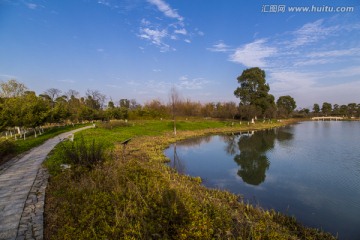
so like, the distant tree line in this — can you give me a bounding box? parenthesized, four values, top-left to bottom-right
(309, 102, 360, 118)
(1, 69, 358, 131)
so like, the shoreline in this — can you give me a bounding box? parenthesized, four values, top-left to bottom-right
(44, 118, 336, 239)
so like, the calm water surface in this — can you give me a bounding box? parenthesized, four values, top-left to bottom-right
(164, 121, 360, 239)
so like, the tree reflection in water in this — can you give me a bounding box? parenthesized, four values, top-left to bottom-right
(170, 136, 213, 174)
(225, 128, 293, 186)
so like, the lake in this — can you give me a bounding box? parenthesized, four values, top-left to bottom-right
(164, 121, 360, 239)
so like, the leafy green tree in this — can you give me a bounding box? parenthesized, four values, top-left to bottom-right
(332, 104, 340, 116)
(276, 95, 297, 117)
(321, 102, 332, 116)
(234, 67, 275, 118)
(0, 91, 48, 129)
(347, 103, 357, 117)
(313, 104, 320, 115)
(339, 105, 348, 116)
(120, 99, 130, 109)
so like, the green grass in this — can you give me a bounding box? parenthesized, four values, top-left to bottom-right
(0, 124, 90, 165)
(44, 119, 336, 240)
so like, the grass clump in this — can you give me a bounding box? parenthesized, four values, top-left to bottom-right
(60, 135, 106, 170)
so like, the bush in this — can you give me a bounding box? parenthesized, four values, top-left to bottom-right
(60, 135, 106, 169)
(0, 139, 16, 160)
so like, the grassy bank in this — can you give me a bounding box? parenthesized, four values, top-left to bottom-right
(44, 119, 336, 239)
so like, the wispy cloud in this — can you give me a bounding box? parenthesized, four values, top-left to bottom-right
(229, 39, 277, 67)
(137, 0, 198, 52)
(174, 28, 187, 35)
(147, 0, 183, 21)
(26, 3, 38, 10)
(290, 19, 339, 47)
(177, 76, 209, 90)
(138, 27, 172, 52)
(139, 27, 167, 46)
(307, 48, 360, 58)
(207, 41, 231, 52)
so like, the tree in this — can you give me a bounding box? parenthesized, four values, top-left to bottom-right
(44, 88, 62, 102)
(234, 67, 275, 118)
(0, 91, 48, 129)
(65, 89, 80, 99)
(0, 79, 28, 98)
(86, 89, 106, 109)
(347, 103, 357, 117)
(169, 87, 181, 135)
(120, 99, 130, 109)
(313, 104, 320, 115)
(321, 102, 332, 116)
(276, 95, 296, 117)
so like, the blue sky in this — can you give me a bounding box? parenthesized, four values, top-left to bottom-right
(0, 0, 359, 108)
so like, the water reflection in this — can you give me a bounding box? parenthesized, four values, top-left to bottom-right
(169, 136, 213, 174)
(223, 129, 293, 185)
(165, 122, 360, 238)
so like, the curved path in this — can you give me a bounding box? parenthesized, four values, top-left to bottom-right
(0, 126, 94, 240)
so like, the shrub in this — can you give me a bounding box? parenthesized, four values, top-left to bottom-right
(60, 135, 106, 169)
(0, 139, 16, 160)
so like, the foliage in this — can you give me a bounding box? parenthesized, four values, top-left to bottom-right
(321, 102, 332, 116)
(277, 95, 297, 117)
(44, 119, 336, 240)
(313, 103, 320, 114)
(234, 67, 276, 118)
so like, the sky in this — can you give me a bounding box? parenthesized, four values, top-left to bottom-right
(0, 0, 359, 109)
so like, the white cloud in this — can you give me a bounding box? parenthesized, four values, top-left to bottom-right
(141, 18, 151, 26)
(177, 76, 209, 90)
(291, 19, 339, 47)
(294, 58, 333, 67)
(207, 41, 231, 52)
(147, 0, 183, 21)
(26, 3, 38, 10)
(139, 1, 190, 52)
(139, 27, 167, 45)
(174, 28, 187, 35)
(307, 48, 360, 58)
(229, 39, 277, 67)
